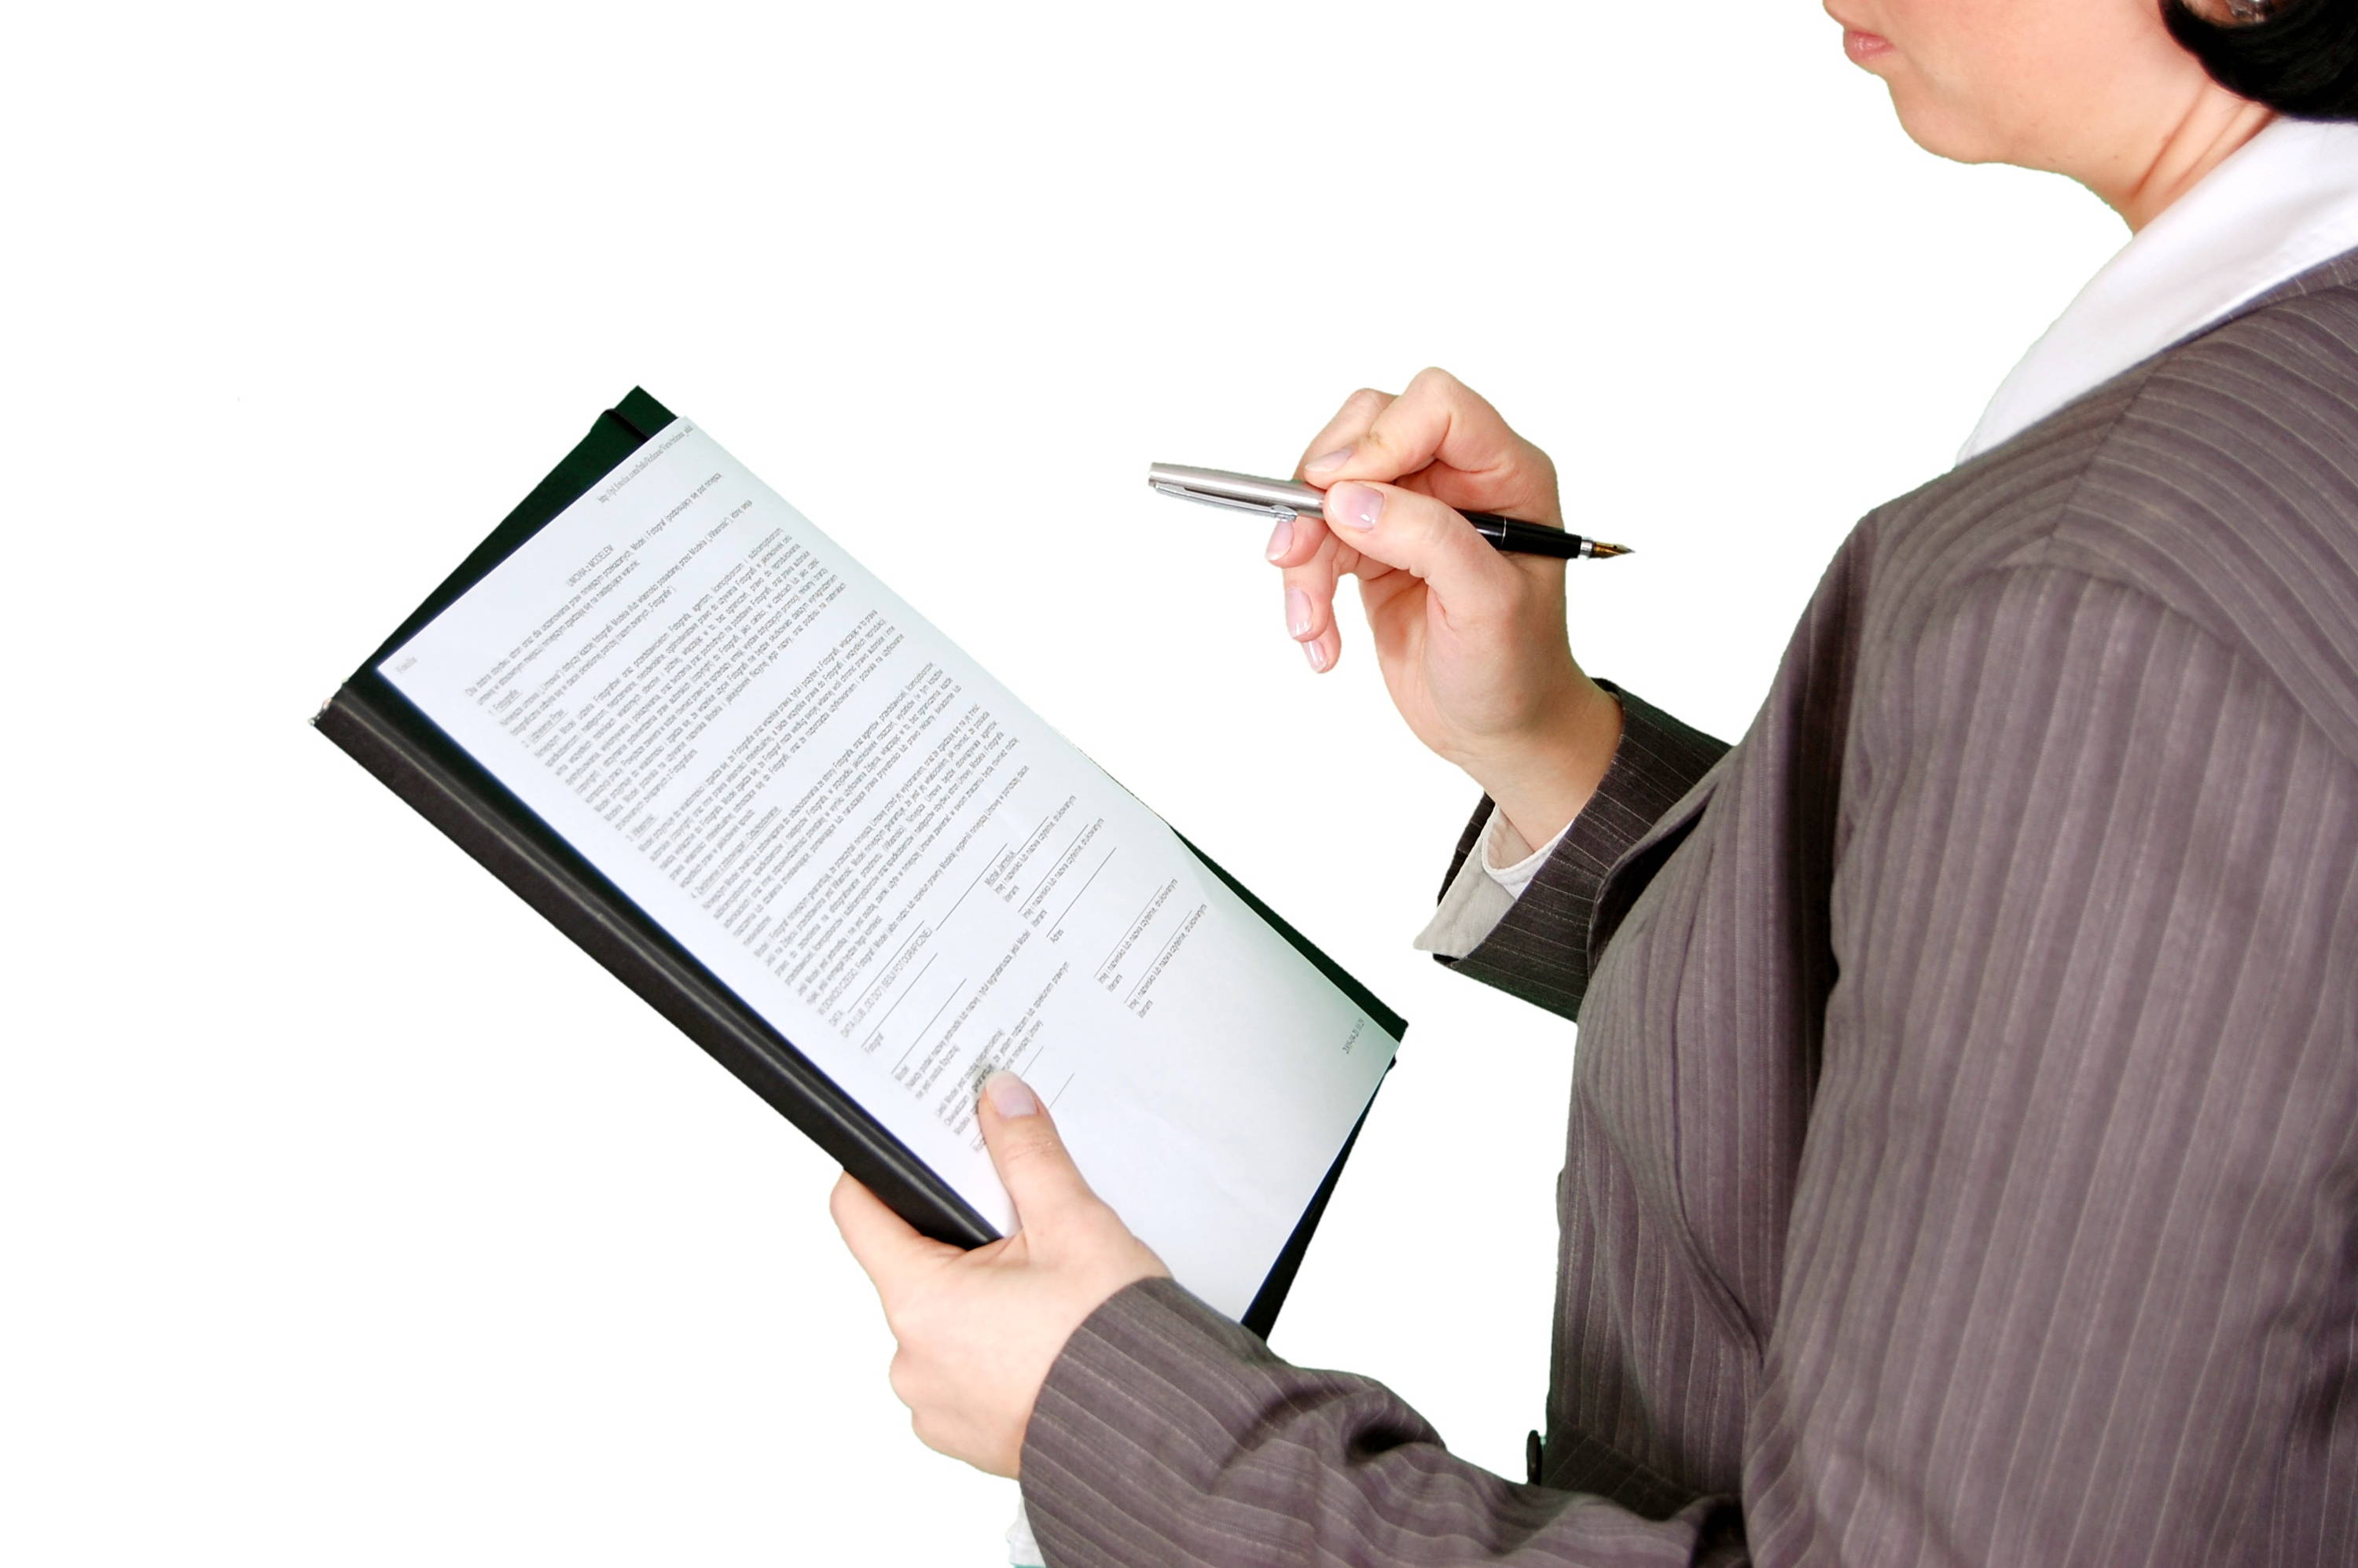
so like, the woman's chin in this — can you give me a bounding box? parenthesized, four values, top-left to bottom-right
(1886, 102, 2011, 168)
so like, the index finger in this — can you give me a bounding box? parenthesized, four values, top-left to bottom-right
(1317, 368, 1557, 523)
(1293, 386, 1397, 482)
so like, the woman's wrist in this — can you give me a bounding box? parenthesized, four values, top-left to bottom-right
(1463, 680, 1625, 853)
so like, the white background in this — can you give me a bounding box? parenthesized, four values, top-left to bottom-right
(4, 2, 2121, 1562)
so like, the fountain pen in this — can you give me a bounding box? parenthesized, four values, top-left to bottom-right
(1147, 463, 1632, 560)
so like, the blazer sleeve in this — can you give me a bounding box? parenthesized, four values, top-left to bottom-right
(1016, 567, 2358, 1566)
(1745, 566, 2358, 1563)
(1434, 679, 1731, 1023)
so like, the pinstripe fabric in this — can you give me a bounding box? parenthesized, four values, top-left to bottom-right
(1019, 249, 2358, 1567)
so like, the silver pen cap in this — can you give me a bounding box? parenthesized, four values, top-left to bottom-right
(1147, 464, 1329, 522)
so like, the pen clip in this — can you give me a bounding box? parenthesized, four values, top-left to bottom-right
(1151, 481, 1300, 524)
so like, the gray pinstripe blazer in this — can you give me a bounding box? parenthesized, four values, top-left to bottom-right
(1019, 248, 2358, 1566)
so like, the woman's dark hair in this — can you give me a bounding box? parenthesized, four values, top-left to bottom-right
(2162, 0, 2358, 119)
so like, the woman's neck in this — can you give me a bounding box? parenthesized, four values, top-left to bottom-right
(2099, 91, 2277, 231)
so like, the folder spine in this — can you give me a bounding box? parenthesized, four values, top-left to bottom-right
(313, 681, 999, 1250)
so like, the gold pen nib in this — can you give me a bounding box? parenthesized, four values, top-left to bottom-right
(1589, 541, 1633, 559)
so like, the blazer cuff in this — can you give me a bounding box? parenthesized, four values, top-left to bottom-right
(1023, 1273, 1447, 1566)
(1021, 1276, 1273, 1563)
(1433, 681, 1730, 1022)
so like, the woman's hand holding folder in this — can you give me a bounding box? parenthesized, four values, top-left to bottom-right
(831, 1070, 1168, 1478)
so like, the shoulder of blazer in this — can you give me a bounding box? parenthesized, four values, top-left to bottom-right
(1860, 243, 2358, 777)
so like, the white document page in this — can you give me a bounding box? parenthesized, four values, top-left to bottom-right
(380, 419, 1398, 1318)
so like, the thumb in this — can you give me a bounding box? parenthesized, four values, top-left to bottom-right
(976, 1070, 1093, 1234)
(1320, 480, 1525, 619)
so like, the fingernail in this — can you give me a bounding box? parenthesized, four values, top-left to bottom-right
(1264, 516, 1292, 560)
(1286, 586, 1312, 638)
(1304, 639, 1328, 672)
(982, 1070, 1038, 1118)
(1331, 483, 1382, 531)
(1306, 445, 1354, 473)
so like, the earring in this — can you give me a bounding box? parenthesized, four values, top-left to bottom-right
(2227, 0, 2274, 19)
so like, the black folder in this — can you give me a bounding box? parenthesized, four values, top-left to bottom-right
(314, 387, 1402, 1338)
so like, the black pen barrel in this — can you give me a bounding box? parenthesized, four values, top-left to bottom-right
(1464, 511, 1589, 559)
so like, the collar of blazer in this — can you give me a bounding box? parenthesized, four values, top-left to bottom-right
(1960, 116, 2358, 464)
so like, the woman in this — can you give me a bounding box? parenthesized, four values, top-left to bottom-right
(832, 0, 2358, 1562)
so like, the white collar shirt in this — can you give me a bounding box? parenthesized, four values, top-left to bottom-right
(1959, 114, 2358, 462)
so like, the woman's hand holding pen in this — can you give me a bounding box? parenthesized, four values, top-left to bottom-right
(1271, 367, 1624, 850)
